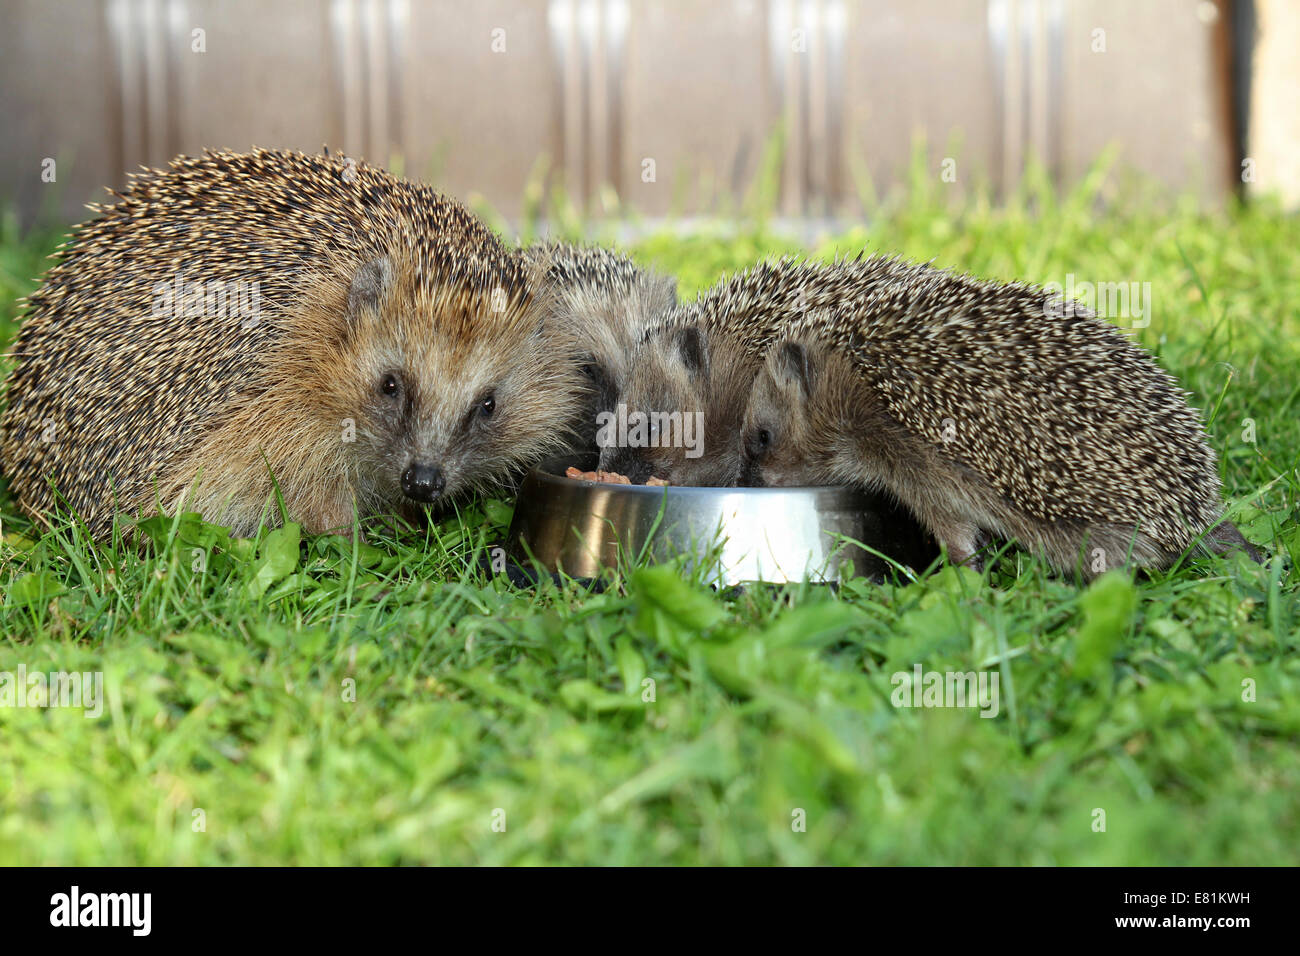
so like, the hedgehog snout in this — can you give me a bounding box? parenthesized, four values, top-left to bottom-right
(601, 447, 655, 484)
(401, 462, 446, 502)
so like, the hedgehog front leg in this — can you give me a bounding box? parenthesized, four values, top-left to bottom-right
(938, 527, 986, 571)
(911, 506, 986, 572)
(857, 434, 991, 573)
(298, 491, 360, 537)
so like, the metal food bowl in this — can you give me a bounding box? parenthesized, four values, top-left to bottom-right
(505, 456, 935, 585)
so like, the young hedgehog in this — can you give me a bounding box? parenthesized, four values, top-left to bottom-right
(522, 242, 677, 456)
(600, 260, 831, 485)
(1, 148, 586, 538)
(739, 256, 1260, 578)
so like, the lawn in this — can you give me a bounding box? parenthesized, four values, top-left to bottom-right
(1, 163, 1297, 865)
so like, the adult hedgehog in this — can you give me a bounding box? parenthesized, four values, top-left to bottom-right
(738, 256, 1260, 577)
(1, 148, 584, 538)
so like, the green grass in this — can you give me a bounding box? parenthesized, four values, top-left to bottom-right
(1, 165, 1298, 865)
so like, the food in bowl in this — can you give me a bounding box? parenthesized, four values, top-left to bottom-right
(564, 466, 670, 486)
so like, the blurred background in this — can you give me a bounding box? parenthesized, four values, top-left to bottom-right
(0, 0, 1296, 231)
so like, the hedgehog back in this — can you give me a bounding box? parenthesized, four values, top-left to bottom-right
(785, 258, 1223, 549)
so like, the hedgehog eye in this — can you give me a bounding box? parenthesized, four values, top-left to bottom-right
(479, 393, 496, 418)
(758, 428, 771, 448)
(380, 373, 401, 399)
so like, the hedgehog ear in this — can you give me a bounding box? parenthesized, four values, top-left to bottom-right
(347, 256, 394, 322)
(676, 327, 708, 379)
(651, 274, 679, 311)
(772, 342, 814, 399)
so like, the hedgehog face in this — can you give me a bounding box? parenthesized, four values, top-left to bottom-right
(527, 246, 679, 454)
(580, 274, 679, 416)
(349, 317, 574, 519)
(557, 297, 665, 446)
(741, 340, 837, 488)
(598, 325, 745, 486)
(334, 256, 573, 521)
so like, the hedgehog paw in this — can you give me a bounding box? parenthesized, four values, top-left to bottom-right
(936, 525, 985, 573)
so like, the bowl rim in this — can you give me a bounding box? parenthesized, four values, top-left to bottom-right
(525, 457, 872, 502)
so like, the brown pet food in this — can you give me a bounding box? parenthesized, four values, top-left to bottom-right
(565, 466, 669, 486)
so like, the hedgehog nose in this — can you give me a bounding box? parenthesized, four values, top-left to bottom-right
(603, 449, 655, 485)
(402, 463, 445, 502)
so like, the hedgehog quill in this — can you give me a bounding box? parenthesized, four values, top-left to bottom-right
(738, 256, 1260, 578)
(0, 148, 588, 538)
(522, 241, 677, 456)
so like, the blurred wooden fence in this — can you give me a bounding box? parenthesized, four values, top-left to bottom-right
(0, 0, 1280, 229)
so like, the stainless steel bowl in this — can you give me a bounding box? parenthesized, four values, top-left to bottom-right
(505, 457, 932, 585)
